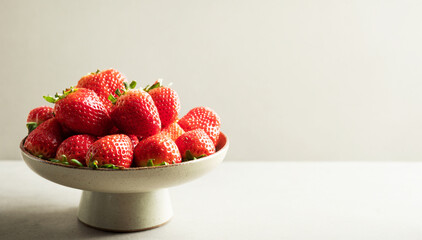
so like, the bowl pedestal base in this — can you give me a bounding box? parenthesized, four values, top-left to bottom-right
(77, 189, 173, 232)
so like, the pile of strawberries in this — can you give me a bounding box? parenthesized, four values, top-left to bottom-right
(24, 69, 221, 169)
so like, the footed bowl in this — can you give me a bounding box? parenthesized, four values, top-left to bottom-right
(20, 132, 229, 232)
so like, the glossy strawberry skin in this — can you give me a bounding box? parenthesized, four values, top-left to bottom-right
(85, 134, 134, 168)
(128, 134, 140, 148)
(110, 90, 161, 138)
(178, 107, 221, 145)
(24, 118, 64, 159)
(54, 88, 113, 136)
(160, 122, 185, 142)
(55, 134, 97, 166)
(134, 135, 181, 167)
(77, 69, 126, 110)
(27, 106, 54, 124)
(175, 129, 215, 160)
(148, 87, 180, 128)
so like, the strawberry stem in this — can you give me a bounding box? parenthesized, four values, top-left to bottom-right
(90, 69, 101, 75)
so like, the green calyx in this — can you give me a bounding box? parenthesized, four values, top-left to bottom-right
(183, 150, 206, 162)
(89, 160, 99, 169)
(90, 69, 101, 75)
(88, 159, 123, 170)
(26, 122, 39, 134)
(108, 80, 137, 104)
(147, 159, 169, 167)
(101, 164, 122, 169)
(143, 79, 162, 92)
(48, 155, 83, 167)
(43, 87, 77, 104)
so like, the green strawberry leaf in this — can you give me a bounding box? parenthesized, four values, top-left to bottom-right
(129, 81, 137, 89)
(43, 95, 57, 103)
(108, 94, 117, 104)
(183, 151, 207, 162)
(49, 158, 60, 163)
(184, 150, 195, 161)
(143, 79, 162, 92)
(147, 159, 155, 167)
(43, 87, 76, 104)
(146, 159, 170, 167)
(101, 163, 120, 169)
(89, 160, 99, 169)
(115, 88, 122, 96)
(26, 122, 39, 133)
(71, 159, 83, 167)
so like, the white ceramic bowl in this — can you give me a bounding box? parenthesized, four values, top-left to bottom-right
(20, 133, 229, 232)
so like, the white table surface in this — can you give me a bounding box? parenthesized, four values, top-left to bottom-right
(1, 160, 422, 240)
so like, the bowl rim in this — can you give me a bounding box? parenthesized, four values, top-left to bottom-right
(20, 132, 229, 171)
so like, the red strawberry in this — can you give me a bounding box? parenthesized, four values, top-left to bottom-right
(86, 134, 133, 169)
(76, 69, 126, 110)
(175, 129, 215, 161)
(110, 82, 161, 138)
(108, 126, 120, 135)
(26, 106, 54, 133)
(55, 134, 97, 166)
(160, 122, 185, 141)
(24, 118, 64, 159)
(144, 80, 180, 128)
(128, 134, 140, 148)
(45, 88, 113, 136)
(178, 107, 221, 145)
(134, 134, 181, 167)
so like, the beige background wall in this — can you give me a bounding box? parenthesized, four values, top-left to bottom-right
(1, 0, 422, 161)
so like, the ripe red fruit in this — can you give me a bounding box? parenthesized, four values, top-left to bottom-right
(24, 118, 64, 159)
(46, 88, 113, 136)
(145, 80, 180, 128)
(110, 87, 161, 138)
(160, 122, 185, 142)
(55, 134, 97, 166)
(85, 134, 134, 169)
(178, 107, 221, 145)
(175, 129, 215, 161)
(77, 69, 126, 110)
(134, 135, 181, 167)
(128, 134, 140, 148)
(26, 106, 54, 133)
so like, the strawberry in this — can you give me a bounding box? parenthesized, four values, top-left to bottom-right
(110, 82, 161, 138)
(160, 122, 185, 141)
(134, 134, 181, 167)
(175, 129, 215, 161)
(86, 134, 134, 169)
(44, 88, 113, 136)
(26, 106, 54, 133)
(178, 107, 221, 145)
(24, 118, 64, 159)
(128, 134, 140, 148)
(76, 69, 126, 110)
(144, 80, 180, 128)
(55, 134, 97, 166)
